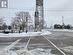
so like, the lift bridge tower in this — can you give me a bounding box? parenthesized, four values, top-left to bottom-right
(35, 0, 44, 31)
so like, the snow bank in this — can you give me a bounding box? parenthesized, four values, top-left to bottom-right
(30, 48, 55, 55)
(62, 46, 73, 53)
(5, 48, 55, 55)
(0, 32, 41, 37)
(49, 29, 73, 32)
(0, 30, 52, 37)
(41, 30, 52, 35)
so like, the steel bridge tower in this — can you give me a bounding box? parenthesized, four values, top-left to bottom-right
(35, 0, 44, 31)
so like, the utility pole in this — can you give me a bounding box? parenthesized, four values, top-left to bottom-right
(26, 16, 28, 33)
(62, 16, 64, 29)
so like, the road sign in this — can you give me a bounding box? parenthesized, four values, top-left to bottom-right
(0, 0, 8, 8)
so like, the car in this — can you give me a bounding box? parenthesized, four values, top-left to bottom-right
(3, 29, 11, 34)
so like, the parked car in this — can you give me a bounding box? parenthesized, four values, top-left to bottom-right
(3, 29, 11, 34)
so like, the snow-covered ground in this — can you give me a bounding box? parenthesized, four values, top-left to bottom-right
(0, 30, 52, 37)
(62, 46, 73, 54)
(47, 29, 73, 32)
(1, 48, 55, 55)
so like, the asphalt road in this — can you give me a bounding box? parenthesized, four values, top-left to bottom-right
(27, 30, 73, 55)
(48, 30, 73, 46)
(0, 30, 73, 55)
(47, 30, 73, 55)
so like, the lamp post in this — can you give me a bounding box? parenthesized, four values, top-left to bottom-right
(26, 17, 28, 33)
(62, 16, 64, 29)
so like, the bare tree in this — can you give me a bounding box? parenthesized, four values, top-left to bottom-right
(0, 18, 4, 30)
(11, 11, 33, 32)
(2, 23, 7, 30)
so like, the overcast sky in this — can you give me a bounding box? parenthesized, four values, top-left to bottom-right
(0, 0, 73, 27)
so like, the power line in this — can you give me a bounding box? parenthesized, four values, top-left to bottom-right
(1, 8, 73, 11)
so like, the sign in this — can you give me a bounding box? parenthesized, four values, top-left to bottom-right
(36, 0, 43, 6)
(0, 0, 8, 8)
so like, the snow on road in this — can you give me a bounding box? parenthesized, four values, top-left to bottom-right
(4, 48, 55, 55)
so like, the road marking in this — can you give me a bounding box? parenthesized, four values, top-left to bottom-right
(43, 36, 66, 55)
(25, 36, 31, 50)
(5, 39, 21, 51)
